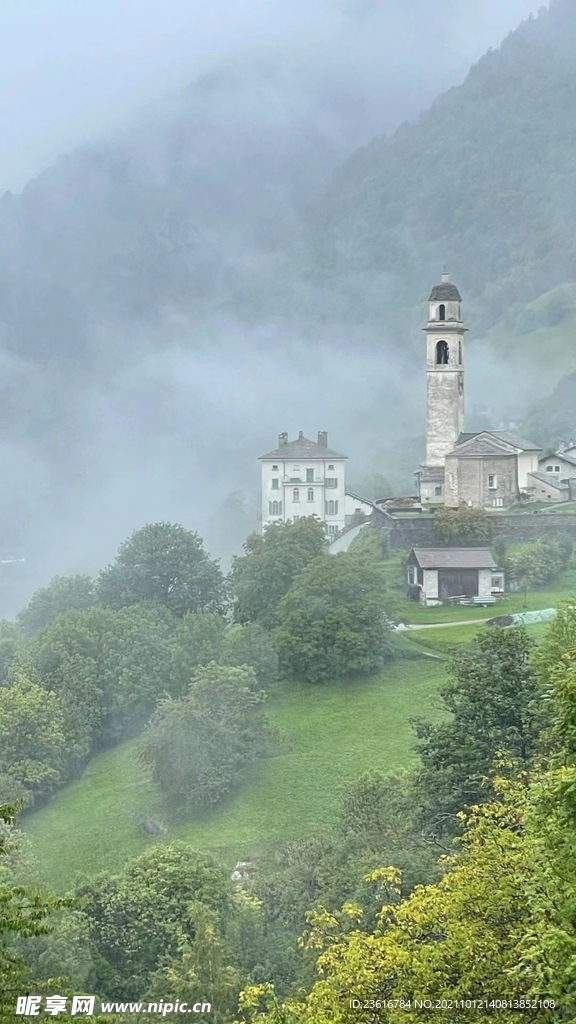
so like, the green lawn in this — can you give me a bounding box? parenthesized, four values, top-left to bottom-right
(403, 618, 551, 653)
(24, 660, 446, 893)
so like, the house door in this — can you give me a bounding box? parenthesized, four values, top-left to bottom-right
(437, 569, 479, 599)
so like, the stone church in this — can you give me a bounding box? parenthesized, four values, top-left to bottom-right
(415, 273, 542, 508)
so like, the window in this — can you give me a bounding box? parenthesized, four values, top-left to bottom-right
(488, 474, 497, 489)
(434, 485, 443, 496)
(306, 468, 314, 482)
(293, 515, 300, 522)
(435, 340, 449, 365)
(326, 478, 338, 489)
(328, 464, 334, 470)
(272, 465, 278, 471)
(458, 339, 462, 365)
(546, 465, 554, 472)
(269, 500, 282, 515)
(492, 497, 504, 507)
(327, 525, 338, 537)
(491, 576, 504, 589)
(293, 488, 300, 502)
(438, 304, 446, 320)
(271, 478, 279, 490)
(307, 488, 314, 501)
(325, 500, 338, 515)
(555, 465, 561, 472)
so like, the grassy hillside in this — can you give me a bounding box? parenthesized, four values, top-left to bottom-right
(24, 659, 445, 892)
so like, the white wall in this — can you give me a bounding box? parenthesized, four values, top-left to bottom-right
(261, 454, 347, 536)
(517, 451, 539, 489)
(422, 568, 438, 600)
(478, 569, 493, 599)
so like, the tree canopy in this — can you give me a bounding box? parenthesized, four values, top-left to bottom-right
(98, 522, 225, 616)
(274, 552, 394, 684)
(229, 518, 327, 629)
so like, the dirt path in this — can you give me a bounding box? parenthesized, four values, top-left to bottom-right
(404, 617, 491, 631)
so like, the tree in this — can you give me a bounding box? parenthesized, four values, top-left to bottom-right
(16, 575, 99, 636)
(171, 611, 227, 696)
(0, 675, 67, 806)
(413, 627, 546, 832)
(147, 902, 242, 1023)
(221, 622, 279, 687)
(21, 604, 178, 773)
(229, 518, 327, 629)
(139, 663, 272, 809)
(433, 506, 493, 545)
(77, 843, 233, 1001)
(238, 780, 550, 1024)
(98, 522, 225, 616)
(0, 804, 70, 1024)
(336, 769, 438, 897)
(0, 620, 20, 685)
(274, 553, 394, 684)
(508, 537, 569, 604)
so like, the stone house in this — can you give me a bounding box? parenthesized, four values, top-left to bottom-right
(443, 431, 541, 509)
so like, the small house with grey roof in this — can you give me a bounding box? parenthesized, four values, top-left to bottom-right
(406, 547, 504, 606)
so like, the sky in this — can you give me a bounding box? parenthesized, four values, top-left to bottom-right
(0, 0, 545, 195)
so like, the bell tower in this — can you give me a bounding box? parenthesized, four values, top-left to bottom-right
(424, 272, 467, 467)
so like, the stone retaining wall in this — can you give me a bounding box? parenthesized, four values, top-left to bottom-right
(372, 509, 576, 550)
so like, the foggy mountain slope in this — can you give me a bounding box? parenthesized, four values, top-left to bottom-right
(0, 1, 568, 607)
(302, 0, 576, 353)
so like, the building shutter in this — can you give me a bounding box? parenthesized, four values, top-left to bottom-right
(334, 500, 338, 514)
(279, 501, 282, 514)
(269, 501, 272, 515)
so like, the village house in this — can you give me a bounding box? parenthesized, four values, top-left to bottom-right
(406, 547, 504, 606)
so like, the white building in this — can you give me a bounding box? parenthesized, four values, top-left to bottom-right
(259, 431, 348, 537)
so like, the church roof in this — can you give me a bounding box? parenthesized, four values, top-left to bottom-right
(489, 430, 542, 452)
(408, 547, 497, 570)
(429, 279, 462, 302)
(447, 432, 518, 459)
(455, 430, 542, 454)
(259, 434, 347, 461)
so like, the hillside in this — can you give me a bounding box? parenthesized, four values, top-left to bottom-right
(3, 2, 576, 591)
(303, 0, 576, 350)
(24, 660, 445, 891)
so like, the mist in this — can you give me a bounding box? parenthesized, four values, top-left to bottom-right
(0, 0, 549, 616)
(1, 0, 541, 194)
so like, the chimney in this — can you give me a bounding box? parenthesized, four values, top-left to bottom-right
(278, 432, 288, 447)
(298, 430, 304, 440)
(318, 431, 328, 447)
